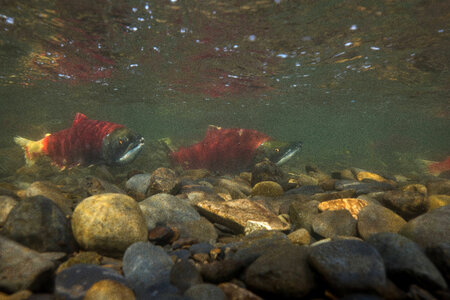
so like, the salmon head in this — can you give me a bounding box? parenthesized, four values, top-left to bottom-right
(102, 127, 144, 165)
(255, 140, 303, 166)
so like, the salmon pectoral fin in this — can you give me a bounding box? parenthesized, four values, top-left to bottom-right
(14, 136, 46, 166)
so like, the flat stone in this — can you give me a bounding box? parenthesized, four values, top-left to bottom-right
(357, 205, 406, 239)
(216, 178, 251, 199)
(122, 242, 174, 296)
(139, 193, 201, 230)
(245, 244, 316, 298)
(426, 179, 450, 195)
(0, 236, 54, 293)
(174, 217, 218, 244)
(251, 181, 284, 197)
(399, 205, 450, 249)
(80, 176, 125, 196)
(2, 196, 75, 253)
(312, 210, 357, 238)
(195, 198, 290, 234)
(335, 180, 393, 195)
(54, 264, 128, 300)
(0, 195, 17, 226)
(71, 193, 147, 257)
(366, 232, 447, 290)
(308, 239, 386, 294)
(318, 198, 368, 219)
(285, 185, 324, 195)
(310, 190, 356, 202)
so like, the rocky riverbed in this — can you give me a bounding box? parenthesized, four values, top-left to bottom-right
(0, 159, 449, 299)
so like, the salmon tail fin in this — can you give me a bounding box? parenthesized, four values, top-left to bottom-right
(415, 159, 440, 176)
(14, 136, 46, 166)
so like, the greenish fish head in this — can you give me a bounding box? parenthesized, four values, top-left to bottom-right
(102, 127, 144, 165)
(256, 140, 303, 166)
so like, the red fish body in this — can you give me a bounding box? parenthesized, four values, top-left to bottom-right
(170, 127, 271, 172)
(427, 156, 450, 175)
(15, 113, 144, 168)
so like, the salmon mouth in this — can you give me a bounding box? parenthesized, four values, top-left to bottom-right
(274, 141, 303, 166)
(116, 137, 144, 164)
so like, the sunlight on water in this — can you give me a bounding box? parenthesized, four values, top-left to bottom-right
(0, 0, 449, 177)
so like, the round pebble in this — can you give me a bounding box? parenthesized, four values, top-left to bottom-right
(71, 193, 147, 257)
(251, 181, 284, 197)
(83, 279, 136, 300)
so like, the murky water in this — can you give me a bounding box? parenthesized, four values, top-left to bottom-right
(1, 0, 449, 177)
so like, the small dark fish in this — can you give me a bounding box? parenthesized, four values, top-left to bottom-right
(14, 113, 144, 168)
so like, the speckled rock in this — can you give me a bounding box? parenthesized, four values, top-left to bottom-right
(312, 210, 357, 238)
(245, 244, 316, 298)
(251, 159, 288, 188)
(0, 236, 54, 293)
(139, 193, 201, 230)
(56, 251, 102, 274)
(0, 195, 17, 226)
(218, 282, 263, 300)
(357, 204, 406, 239)
(148, 167, 181, 196)
(195, 198, 290, 234)
(399, 205, 450, 249)
(184, 283, 226, 300)
(83, 279, 135, 300)
(80, 176, 125, 196)
(318, 198, 368, 219)
(381, 190, 429, 220)
(308, 239, 386, 295)
(287, 228, 311, 245)
(170, 259, 203, 292)
(216, 178, 251, 199)
(54, 264, 129, 300)
(289, 200, 320, 232)
(71, 193, 147, 257)
(175, 217, 218, 244)
(366, 232, 447, 290)
(2, 196, 75, 253)
(122, 242, 174, 296)
(426, 179, 450, 195)
(251, 181, 284, 197)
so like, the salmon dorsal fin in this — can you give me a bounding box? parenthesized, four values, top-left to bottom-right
(72, 113, 88, 127)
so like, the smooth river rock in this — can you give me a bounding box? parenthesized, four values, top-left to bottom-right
(399, 205, 450, 249)
(366, 232, 447, 290)
(71, 193, 147, 257)
(2, 195, 75, 253)
(312, 209, 357, 238)
(308, 239, 386, 295)
(357, 204, 406, 239)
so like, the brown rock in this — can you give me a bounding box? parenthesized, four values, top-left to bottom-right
(382, 190, 429, 220)
(195, 199, 290, 234)
(428, 194, 450, 210)
(26, 181, 72, 215)
(357, 205, 407, 239)
(83, 279, 135, 300)
(71, 193, 148, 257)
(148, 226, 179, 246)
(0, 196, 17, 226)
(318, 198, 368, 219)
(251, 181, 284, 197)
(287, 228, 311, 245)
(218, 282, 263, 300)
(148, 167, 181, 195)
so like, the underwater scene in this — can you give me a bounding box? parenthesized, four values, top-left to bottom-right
(0, 0, 449, 299)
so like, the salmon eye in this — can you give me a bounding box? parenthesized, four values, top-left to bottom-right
(119, 140, 123, 145)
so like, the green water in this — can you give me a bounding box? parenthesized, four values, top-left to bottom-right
(0, 0, 449, 177)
